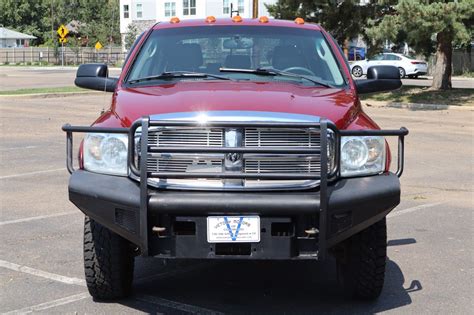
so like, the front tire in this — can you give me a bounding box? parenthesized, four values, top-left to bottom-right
(352, 66, 363, 78)
(83, 216, 135, 300)
(398, 67, 406, 78)
(336, 218, 387, 300)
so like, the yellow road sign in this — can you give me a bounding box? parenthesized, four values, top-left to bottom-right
(95, 41, 103, 50)
(57, 24, 69, 38)
(59, 37, 67, 44)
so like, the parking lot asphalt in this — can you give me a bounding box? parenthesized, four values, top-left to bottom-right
(0, 93, 473, 314)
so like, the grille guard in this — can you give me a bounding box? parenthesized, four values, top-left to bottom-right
(62, 118, 408, 256)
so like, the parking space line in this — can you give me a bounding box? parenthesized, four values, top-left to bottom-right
(0, 211, 77, 226)
(0, 145, 40, 151)
(0, 168, 66, 179)
(388, 202, 444, 218)
(136, 295, 224, 315)
(0, 260, 86, 286)
(3, 292, 89, 315)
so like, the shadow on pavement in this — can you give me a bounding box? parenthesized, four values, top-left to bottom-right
(109, 250, 420, 314)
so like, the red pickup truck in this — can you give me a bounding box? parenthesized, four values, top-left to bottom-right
(63, 17, 408, 300)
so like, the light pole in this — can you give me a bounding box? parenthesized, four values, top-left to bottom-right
(253, 0, 258, 18)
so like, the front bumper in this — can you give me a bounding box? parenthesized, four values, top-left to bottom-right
(69, 170, 400, 260)
(63, 117, 408, 260)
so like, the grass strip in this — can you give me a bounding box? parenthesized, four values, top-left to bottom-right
(0, 86, 87, 95)
(361, 86, 474, 106)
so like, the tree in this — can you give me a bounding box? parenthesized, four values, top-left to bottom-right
(124, 23, 139, 51)
(266, 1, 397, 55)
(0, 0, 49, 44)
(0, 0, 120, 48)
(367, 0, 473, 90)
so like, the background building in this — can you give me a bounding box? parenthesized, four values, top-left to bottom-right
(0, 27, 36, 48)
(119, 0, 277, 50)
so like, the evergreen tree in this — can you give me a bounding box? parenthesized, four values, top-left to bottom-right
(266, 1, 396, 54)
(367, 0, 473, 90)
(124, 23, 139, 51)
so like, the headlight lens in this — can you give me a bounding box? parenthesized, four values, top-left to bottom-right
(83, 133, 128, 175)
(340, 136, 385, 177)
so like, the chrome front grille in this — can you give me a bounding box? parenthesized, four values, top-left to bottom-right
(138, 126, 325, 190)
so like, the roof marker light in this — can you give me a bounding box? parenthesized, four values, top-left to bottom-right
(205, 16, 216, 23)
(294, 17, 305, 25)
(232, 15, 242, 23)
(259, 16, 269, 23)
(170, 17, 180, 24)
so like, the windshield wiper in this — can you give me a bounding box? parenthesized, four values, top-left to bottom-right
(128, 71, 231, 84)
(219, 67, 333, 88)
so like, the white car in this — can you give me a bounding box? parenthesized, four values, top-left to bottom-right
(350, 53, 428, 78)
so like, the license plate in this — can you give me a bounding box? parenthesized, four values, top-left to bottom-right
(207, 216, 260, 243)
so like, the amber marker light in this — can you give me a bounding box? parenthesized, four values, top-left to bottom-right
(259, 16, 269, 23)
(232, 15, 243, 22)
(170, 17, 180, 23)
(294, 17, 305, 24)
(205, 16, 216, 23)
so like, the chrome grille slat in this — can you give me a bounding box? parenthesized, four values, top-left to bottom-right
(148, 128, 224, 147)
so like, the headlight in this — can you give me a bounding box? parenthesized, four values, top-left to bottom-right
(340, 136, 385, 177)
(83, 133, 128, 175)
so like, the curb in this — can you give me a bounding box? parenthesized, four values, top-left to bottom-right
(363, 101, 473, 111)
(0, 91, 102, 99)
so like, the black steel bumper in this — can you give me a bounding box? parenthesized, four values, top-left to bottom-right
(63, 117, 408, 260)
(69, 170, 400, 260)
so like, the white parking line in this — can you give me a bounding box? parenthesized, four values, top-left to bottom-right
(388, 202, 444, 218)
(0, 260, 86, 286)
(3, 292, 90, 315)
(0, 168, 66, 179)
(136, 295, 224, 315)
(0, 211, 77, 226)
(0, 145, 40, 151)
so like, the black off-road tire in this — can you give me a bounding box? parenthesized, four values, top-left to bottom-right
(83, 216, 135, 300)
(336, 218, 387, 300)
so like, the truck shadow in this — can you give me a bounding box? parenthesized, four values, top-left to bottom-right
(112, 239, 420, 314)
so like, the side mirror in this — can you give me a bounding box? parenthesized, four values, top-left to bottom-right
(74, 63, 118, 92)
(355, 66, 401, 94)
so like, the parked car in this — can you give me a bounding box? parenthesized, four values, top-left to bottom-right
(63, 17, 408, 301)
(351, 53, 428, 78)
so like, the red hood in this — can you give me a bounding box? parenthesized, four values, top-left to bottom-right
(99, 81, 365, 129)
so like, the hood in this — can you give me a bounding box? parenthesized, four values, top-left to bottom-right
(104, 81, 359, 129)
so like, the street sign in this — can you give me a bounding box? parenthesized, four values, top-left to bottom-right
(59, 38, 68, 43)
(95, 41, 103, 50)
(57, 24, 69, 38)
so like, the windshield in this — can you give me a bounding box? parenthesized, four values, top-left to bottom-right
(127, 26, 346, 87)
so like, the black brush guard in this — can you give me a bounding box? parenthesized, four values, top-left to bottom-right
(63, 118, 408, 257)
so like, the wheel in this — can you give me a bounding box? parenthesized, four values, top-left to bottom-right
(398, 67, 406, 78)
(83, 216, 135, 300)
(336, 218, 387, 300)
(351, 66, 363, 78)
